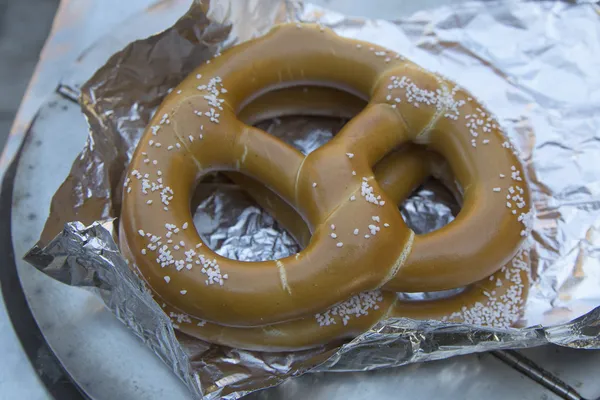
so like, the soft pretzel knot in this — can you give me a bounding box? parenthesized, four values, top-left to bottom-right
(119, 23, 533, 349)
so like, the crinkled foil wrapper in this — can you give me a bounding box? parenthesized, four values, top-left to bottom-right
(24, 0, 600, 399)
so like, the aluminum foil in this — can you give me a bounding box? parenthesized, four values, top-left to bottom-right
(24, 0, 600, 399)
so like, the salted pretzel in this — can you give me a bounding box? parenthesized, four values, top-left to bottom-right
(119, 23, 532, 332)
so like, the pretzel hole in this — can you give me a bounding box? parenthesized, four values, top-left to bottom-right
(189, 172, 305, 262)
(239, 85, 367, 154)
(400, 177, 462, 235)
(397, 177, 466, 301)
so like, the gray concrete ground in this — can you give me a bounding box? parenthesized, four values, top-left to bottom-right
(0, 0, 59, 152)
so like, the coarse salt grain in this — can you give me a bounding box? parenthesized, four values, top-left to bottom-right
(442, 248, 529, 327)
(315, 291, 383, 326)
(368, 224, 380, 235)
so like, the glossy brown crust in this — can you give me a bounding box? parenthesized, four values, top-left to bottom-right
(163, 294, 396, 352)
(120, 23, 531, 329)
(165, 248, 530, 351)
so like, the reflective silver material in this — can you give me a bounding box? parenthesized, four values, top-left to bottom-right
(23, 0, 600, 399)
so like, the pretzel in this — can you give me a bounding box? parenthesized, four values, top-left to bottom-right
(119, 23, 532, 330)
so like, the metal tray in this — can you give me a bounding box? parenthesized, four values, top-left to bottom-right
(2, 1, 600, 399)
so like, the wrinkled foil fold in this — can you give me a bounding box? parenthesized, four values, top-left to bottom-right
(24, 1, 600, 399)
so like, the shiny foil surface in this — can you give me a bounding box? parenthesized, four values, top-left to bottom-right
(24, 1, 600, 399)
